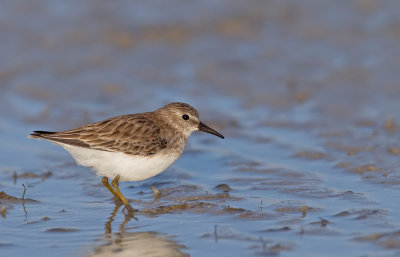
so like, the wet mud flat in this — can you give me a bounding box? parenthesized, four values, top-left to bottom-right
(2, 1, 400, 257)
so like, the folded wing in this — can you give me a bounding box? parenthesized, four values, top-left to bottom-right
(30, 114, 168, 156)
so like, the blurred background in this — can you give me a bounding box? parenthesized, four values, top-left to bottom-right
(1, 1, 400, 257)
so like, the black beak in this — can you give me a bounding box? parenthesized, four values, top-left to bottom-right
(198, 122, 224, 139)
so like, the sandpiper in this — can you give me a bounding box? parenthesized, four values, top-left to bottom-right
(30, 102, 224, 211)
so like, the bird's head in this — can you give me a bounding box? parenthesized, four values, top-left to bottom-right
(156, 102, 224, 139)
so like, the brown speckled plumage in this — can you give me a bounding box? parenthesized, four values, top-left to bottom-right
(30, 102, 202, 156)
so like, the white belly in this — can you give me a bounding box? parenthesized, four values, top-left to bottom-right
(59, 144, 181, 181)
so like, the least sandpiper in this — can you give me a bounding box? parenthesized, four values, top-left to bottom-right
(30, 102, 224, 211)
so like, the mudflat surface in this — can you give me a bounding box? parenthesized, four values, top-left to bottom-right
(1, 1, 400, 256)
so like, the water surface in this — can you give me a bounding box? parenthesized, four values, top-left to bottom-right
(1, 1, 400, 256)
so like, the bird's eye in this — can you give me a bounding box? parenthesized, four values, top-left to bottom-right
(182, 114, 189, 120)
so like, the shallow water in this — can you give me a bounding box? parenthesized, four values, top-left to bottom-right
(1, 1, 400, 256)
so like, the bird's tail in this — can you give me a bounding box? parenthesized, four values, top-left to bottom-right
(29, 131, 56, 139)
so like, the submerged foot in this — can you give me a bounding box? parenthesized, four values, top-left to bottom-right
(123, 204, 138, 214)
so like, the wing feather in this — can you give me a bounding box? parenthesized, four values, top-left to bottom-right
(31, 114, 168, 156)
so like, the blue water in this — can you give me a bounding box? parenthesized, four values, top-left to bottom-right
(1, 1, 400, 257)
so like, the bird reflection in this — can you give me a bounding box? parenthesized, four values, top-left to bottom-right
(91, 201, 188, 257)
(104, 201, 136, 236)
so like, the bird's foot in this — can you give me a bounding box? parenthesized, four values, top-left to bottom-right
(123, 204, 138, 215)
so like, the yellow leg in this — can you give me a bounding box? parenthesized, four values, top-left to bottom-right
(111, 175, 135, 212)
(102, 177, 120, 200)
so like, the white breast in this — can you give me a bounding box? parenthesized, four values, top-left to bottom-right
(59, 143, 181, 181)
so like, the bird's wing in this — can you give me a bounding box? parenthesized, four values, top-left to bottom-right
(30, 114, 168, 156)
